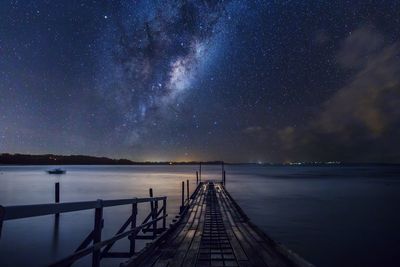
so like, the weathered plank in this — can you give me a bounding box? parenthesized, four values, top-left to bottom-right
(181, 190, 206, 266)
(217, 184, 294, 267)
(152, 184, 206, 266)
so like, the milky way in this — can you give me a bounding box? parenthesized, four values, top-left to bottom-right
(1, 1, 400, 162)
(94, 1, 236, 151)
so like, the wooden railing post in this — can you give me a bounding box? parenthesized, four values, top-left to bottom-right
(196, 171, 199, 185)
(129, 202, 137, 255)
(153, 200, 158, 239)
(162, 198, 167, 230)
(149, 188, 154, 212)
(92, 200, 103, 267)
(55, 182, 60, 218)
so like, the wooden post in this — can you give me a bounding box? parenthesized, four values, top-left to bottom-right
(153, 200, 158, 239)
(55, 182, 60, 218)
(149, 188, 156, 238)
(129, 202, 137, 255)
(180, 181, 184, 213)
(199, 162, 202, 182)
(92, 200, 103, 267)
(149, 188, 154, 212)
(0, 205, 4, 239)
(162, 198, 167, 230)
(223, 170, 226, 186)
(221, 161, 224, 182)
(196, 171, 199, 185)
(186, 179, 189, 201)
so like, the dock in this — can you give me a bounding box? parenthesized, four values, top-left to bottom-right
(0, 169, 313, 267)
(123, 182, 312, 267)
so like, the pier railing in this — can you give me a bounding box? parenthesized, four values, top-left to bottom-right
(0, 163, 225, 266)
(0, 196, 167, 267)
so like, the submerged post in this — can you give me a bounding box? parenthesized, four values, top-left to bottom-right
(0, 205, 4, 239)
(199, 162, 202, 182)
(92, 200, 103, 267)
(187, 179, 189, 201)
(196, 171, 199, 185)
(55, 182, 60, 218)
(180, 181, 184, 213)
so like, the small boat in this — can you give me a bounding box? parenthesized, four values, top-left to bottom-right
(47, 168, 66, 174)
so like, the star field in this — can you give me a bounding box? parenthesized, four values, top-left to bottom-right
(1, 0, 400, 162)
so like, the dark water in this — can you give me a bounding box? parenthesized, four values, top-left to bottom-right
(0, 165, 399, 267)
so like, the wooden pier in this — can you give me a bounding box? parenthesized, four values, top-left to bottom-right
(123, 182, 313, 267)
(0, 170, 313, 267)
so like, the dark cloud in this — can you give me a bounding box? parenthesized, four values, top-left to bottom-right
(242, 126, 264, 134)
(277, 26, 400, 162)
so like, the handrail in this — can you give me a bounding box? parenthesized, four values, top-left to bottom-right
(49, 215, 167, 267)
(0, 196, 166, 221)
(0, 173, 204, 267)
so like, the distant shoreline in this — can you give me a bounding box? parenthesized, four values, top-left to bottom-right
(0, 153, 223, 165)
(0, 153, 398, 166)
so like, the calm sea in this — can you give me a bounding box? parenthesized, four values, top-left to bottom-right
(0, 165, 399, 267)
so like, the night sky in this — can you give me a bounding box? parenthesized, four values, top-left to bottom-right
(1, 1, 400, 163)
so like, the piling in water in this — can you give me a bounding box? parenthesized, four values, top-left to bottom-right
(55, 182, 60, 217)
(180, 181, 184, 213)
(187, 179, 189, 201)
(199, 162, 202, 182)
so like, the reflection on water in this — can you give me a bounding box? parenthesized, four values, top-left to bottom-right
(52, 216, 59, 255)
(0, 165, 400, 267)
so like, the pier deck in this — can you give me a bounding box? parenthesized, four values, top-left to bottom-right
(124, 182, 313, 267)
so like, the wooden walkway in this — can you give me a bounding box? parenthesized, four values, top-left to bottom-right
(123, 182, 313, 267)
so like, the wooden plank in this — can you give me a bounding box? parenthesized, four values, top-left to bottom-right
(2, 197, 167, 221)
(216, 187, 248, 263)
(217, 184, 272, 266)
(168, 229, 196, 266)
(239, 222, 290, 267)
(217, 184, 246, 223)
(231, 226, 267, 266)
(217, 183, 293, 267)
(181, 188, 207, 266)
(168, 186, 206, 266)
(218, 184, 277, 266)
(122, 183, 205, 267)
(152, 184, 206, 266)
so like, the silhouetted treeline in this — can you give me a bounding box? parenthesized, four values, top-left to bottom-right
(0, 153, 225, 165)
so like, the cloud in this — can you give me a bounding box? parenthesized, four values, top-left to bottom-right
(242, 126, 269, 142)
(278, 126, 296, 150)
(317, 26, 400, 138)
(337, 26, 384, 69)
(278, 26, 400, 162)
(243, 126, 264, 134)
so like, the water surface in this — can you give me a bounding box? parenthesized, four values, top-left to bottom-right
(0, 165, 399, 266)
